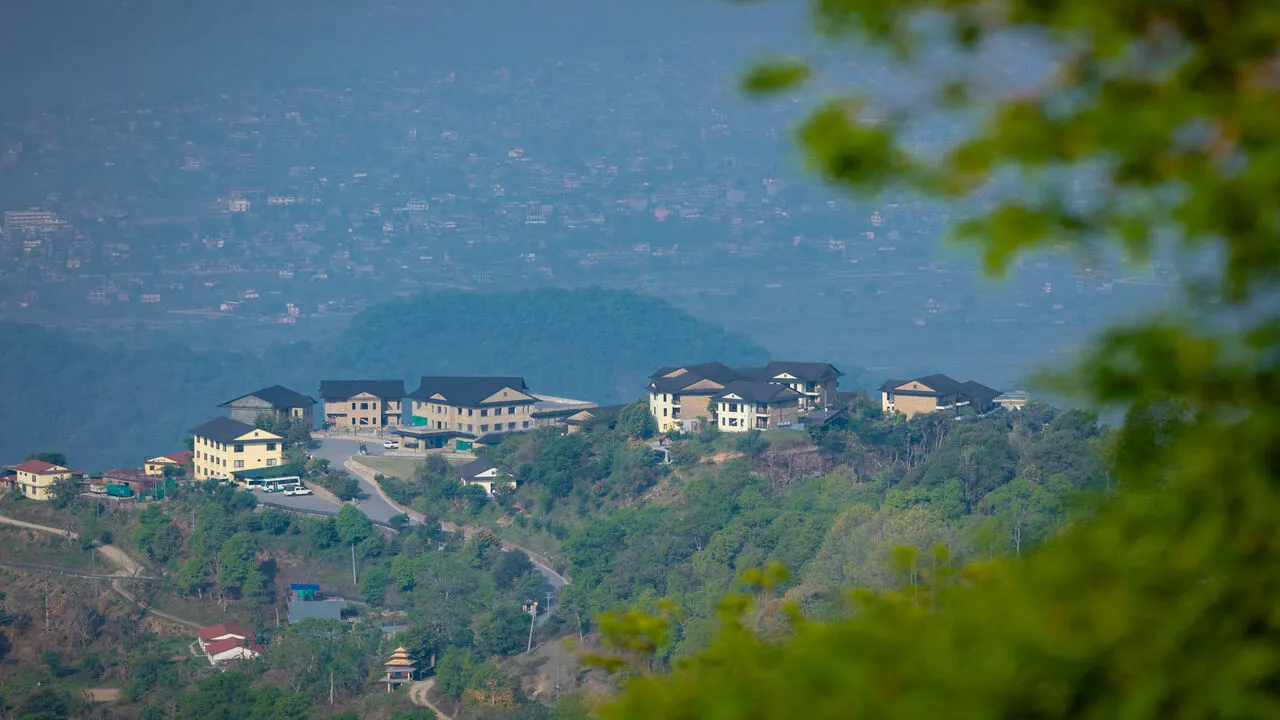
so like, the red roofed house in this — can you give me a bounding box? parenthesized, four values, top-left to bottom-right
(145, 451, 194, 478)
(197, 623, 254, 648)
(202, 637, 262, 666)
(14, 459, 77, 501)
(197, 624, 260, 665)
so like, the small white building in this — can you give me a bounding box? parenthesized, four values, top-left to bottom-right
(458, 458, 516, 496)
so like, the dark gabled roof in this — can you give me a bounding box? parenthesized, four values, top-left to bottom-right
(960, 380, 1001, 405)
(913, 374, 966, 395)
(713, 381, 804, 404)
(649, 360, 738, 380)
(189, 417, 273, 444)
(220, 384, 316, 410)
(881, 375, 1000, 404)
(409, 376, 530, 405)
(879, 379, 907, 393)
(319, 379, 406, 401)
(458, 458, 499, 480)
(881, 374, 964, 396)
(649, 362, 745, 394)
(473, 433, 508, 446)
(762, 361, 843, 383)
(652, 361, 841, 394)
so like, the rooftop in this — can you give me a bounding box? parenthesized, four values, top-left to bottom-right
(287, 599, 347, 623)
(14, 459, 68, 474)
(319, 379, 406, 401)
(409, 376, 530, 405)
(220, 384, 316, 410)
(189, 417, 274, 445)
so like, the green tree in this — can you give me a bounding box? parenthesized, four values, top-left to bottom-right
(474, 605, 532, 657)
(307, 518, 340, 550)
(336, 504, 373, 545)
(150, 523, 185, 563)
(603, 1, 1280, 719)
(616, 401, 657, 440)
(216, 531, 258, 591)
(178, 557, 206, 595)
(47, 477, 82, 509)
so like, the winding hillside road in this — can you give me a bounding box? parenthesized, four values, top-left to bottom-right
(345, 457, 570, 588)
(0, 512, 202, 630)
(409, 678, 451, 720)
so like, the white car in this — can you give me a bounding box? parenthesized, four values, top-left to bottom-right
(283, 486, 312, 496)
(383, 440, 399, 449)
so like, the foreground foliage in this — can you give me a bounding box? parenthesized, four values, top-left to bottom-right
(603, 0, 1280, 717)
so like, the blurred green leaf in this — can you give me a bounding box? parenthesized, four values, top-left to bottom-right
(740, 60, 812, 96)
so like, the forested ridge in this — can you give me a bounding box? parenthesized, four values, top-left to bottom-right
(0, 287, 767, 469)
(0, 392, 1102, 720)
(420, 398, 1107, 659)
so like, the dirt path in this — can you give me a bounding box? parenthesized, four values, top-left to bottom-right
(409, 678, 451, 720)
(0, 511, 202, 630)
(348, 459, 570, 587)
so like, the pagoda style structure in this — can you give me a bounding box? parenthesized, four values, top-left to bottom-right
(381, 646, 416, 692)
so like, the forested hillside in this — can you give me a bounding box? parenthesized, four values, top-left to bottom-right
(0, 287, 767, 469)
(0, 393, 1105, 719)
(379, 397, 1107, 662)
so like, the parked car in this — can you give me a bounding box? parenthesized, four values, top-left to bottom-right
(383, 440, 399, 449)
(284, 486, 312, 497)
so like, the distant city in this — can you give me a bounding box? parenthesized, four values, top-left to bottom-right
(0, 2, 1176, 386)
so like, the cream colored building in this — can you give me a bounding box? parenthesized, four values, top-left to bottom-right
(458, 458, 517, 496)
(190, 417, 284, 481)
(648, 361, 842, 433)
(14, 459, 76, 501)
(648, 362, 741, 433)
(880, 375, 1001, 419)
(319, 380, 406, 430)
(144, 451, 193, 477)
(408, 376, 536, 440)
(713, 381, 804, 432)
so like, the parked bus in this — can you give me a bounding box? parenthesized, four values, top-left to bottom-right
(243, 476, 302, 493)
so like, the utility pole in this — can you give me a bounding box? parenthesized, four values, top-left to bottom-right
(545, 591, 554, 618)
(526, 603, 536, 654)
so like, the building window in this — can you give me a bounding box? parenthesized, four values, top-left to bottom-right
(351, 402, 357, 410)
(467, 409, 474, 416)
(467, 424, 473, 432)
(508, 422, 516, 430)
(508, 407, 515, 415)
(266, 459, 277, 466)
(267, 443, 276, 451)
(480, 409, 488, 417)
(234, 460, 245, 468)
(480, 425, 489, 432)
(522, 421, 529, 429)
(234, 444, 244, 452)
(730, 403, 738, 412)
(351, 418, 356, 425)
(361, 402, 369, 410)
(885, 393, 895, 402)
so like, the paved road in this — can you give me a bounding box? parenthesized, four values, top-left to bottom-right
(257, 436, 407, 524)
